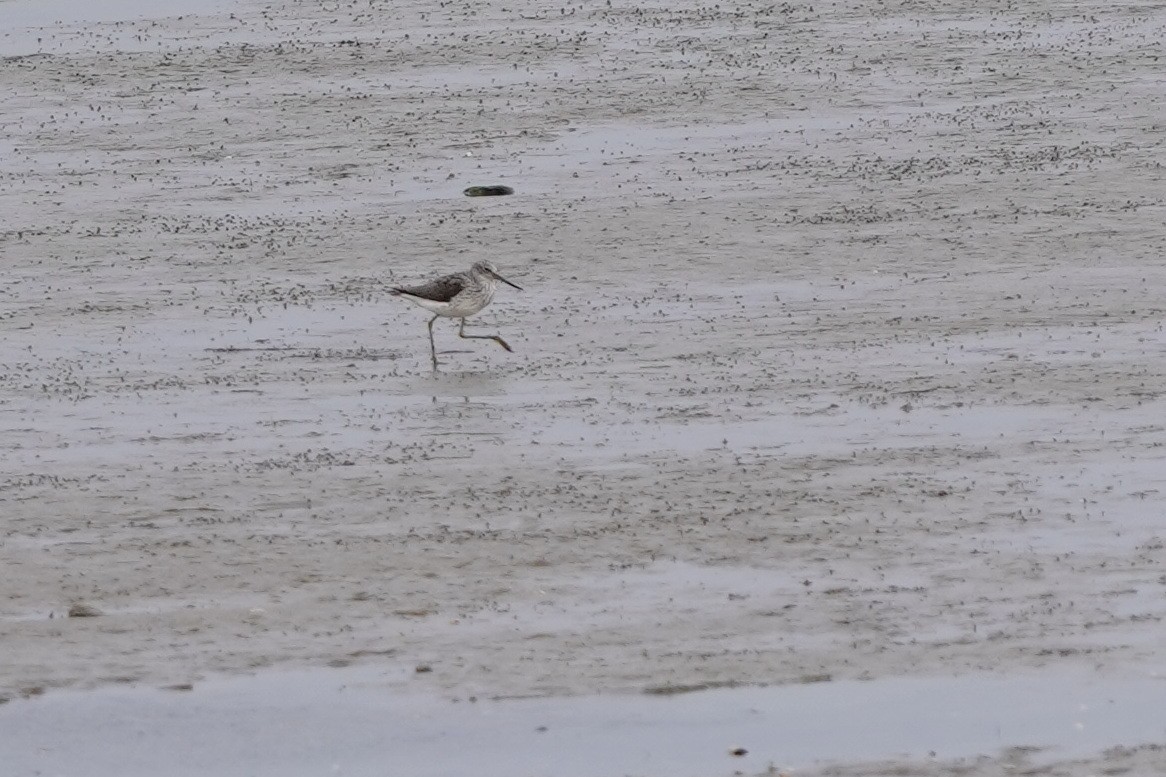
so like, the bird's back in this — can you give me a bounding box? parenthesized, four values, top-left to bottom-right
(391, 271, 468, 303)
(391, 268, 497, 317)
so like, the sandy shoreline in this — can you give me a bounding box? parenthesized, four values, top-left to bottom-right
(2, 0, 1166, 773)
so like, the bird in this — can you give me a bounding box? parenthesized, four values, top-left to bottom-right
(390, 261, 523, 369)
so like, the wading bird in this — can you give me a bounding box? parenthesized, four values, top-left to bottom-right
(390, 261, 523, 369)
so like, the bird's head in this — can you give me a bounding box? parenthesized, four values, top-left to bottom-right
(472, 261, 522, 290)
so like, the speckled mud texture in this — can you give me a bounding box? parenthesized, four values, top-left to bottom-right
(2, 0, 1166, 773)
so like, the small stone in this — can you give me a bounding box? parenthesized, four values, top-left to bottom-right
(463, 185, 514, 197)
(67, 603, 102, 618)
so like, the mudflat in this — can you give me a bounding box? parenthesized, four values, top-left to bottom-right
(2, 0, 1165, 774)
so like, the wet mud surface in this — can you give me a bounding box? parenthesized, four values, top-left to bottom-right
(2, 0, 1166, 773)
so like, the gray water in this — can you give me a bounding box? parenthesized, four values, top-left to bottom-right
(2, 664, 1164, 777)
(0, 0, 225, 56)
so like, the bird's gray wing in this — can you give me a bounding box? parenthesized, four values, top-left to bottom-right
(392, 273, 465, 302)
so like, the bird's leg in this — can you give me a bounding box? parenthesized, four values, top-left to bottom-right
(428, 314, 440, 369)
(458, 318, 513, 352)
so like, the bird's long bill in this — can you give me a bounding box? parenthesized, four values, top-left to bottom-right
(489, 269, 523, 290)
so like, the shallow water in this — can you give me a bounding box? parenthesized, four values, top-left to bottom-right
(3, 665, 1164, 777)
(0, 0, 226, 56)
